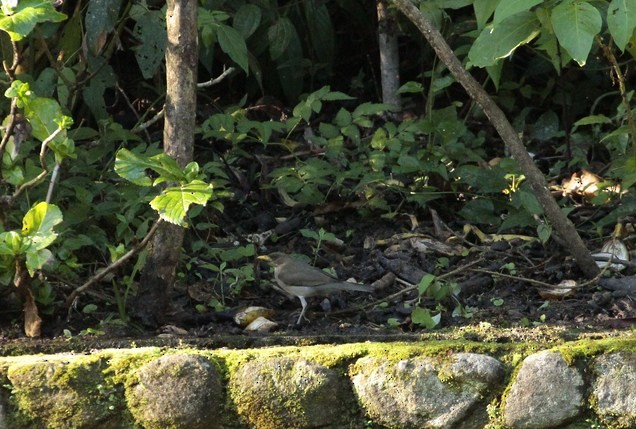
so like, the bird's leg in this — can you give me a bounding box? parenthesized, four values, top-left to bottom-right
(296, 296, 309, 325)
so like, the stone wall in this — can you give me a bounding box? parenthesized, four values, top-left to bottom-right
(0, 339, 634, 428)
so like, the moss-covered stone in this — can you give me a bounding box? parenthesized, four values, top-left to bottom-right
(229, 356, 355, 429)
(125, 353, 224, 429)
(6, 354, 127, 429)
(351, 353, 503, 428)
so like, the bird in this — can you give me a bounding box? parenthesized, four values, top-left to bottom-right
(257, 252, 372, 325)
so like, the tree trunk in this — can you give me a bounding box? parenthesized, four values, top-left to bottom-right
(391, 0, 600, 279)
(134, 0, 198, 327)
(377, 0, 401, 110)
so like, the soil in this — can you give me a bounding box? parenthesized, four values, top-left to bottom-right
(3, 202, 634, 351)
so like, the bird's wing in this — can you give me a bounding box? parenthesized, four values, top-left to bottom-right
(275, 260, 336, 286)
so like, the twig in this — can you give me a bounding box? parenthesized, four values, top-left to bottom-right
(133, 107, 164, 133)
(46, 163, 61, 203)
(468, 267, 602, 289)
(10, 126, 65, 202)
(355, 257, 486, 311)
(65, 219, 162, 309)
(0, 99, 19, 162)
(197, 66, 235, 88)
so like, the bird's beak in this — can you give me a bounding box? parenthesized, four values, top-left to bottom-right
(257, 255, 271, 262)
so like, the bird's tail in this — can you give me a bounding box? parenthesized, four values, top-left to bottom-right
(325, 282, 373, 293)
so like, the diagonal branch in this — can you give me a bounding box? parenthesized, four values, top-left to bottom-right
(391, 0, 599, 278)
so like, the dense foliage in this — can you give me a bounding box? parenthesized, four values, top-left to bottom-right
(0, 0, 635, 334)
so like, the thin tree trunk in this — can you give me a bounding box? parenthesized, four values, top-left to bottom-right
(391, 0, 599, 278)
(134, 0, 198, 327)
(377, 0, 401, 110)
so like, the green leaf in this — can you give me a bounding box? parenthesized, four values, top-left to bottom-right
(469, 11, 540, 67)
(149, 180, 214, 226)
(352, 102, 396, 118)
(607, 0, 636, 52)
(133, 9, 167, 79)
(397, 81, 425, 94)
(411, 307, 441, 329)
(217, 24, 249, 73)
(473, 0, 501, 29)
(418, 274, 436, 295)
(234, 3, 261, 38)
(268, 17, 293, 61)
(0, 0, 67, 41)
(0, 231, 24, 255)
(84, 0, 122, 54)
(21, 202, 63, 250)
(114, 148, 189, 186)
(551, 0, 602, 66)
(5, 81, 70, 144)
(48, 137, 76, 164)
(321, 90, 355, 101)
(537, 223, 552, 243)
(574, 114, 612, 126)
(304, 1, 335, 65)
(493, 0, 542, 25)
(25, 248, 53, 276)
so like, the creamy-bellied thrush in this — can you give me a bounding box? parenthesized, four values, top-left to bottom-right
(257, 252, 372, 324)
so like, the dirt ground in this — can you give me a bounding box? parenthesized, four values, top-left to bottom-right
(1, 202, 635, 345)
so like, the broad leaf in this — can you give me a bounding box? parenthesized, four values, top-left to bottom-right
(474, 0, 501, 29)
(411, 307, 441, 329)
(115, 148, 188, 186)
(133, 9, 167, 79)
(469, 12, 540, 67)
(268, 17, 294, 61)
(21, 202, 63, 250)
(0, 0, 66, 41)
(551, 0, 602, 66)
(25, 248, 53, 275)
(607, 0, 636, 52)
(150, 180, 214, 226)
(217, 24, 249, 73)
(493, 0, 542, 25)
(234, 3, 261, 38)
(85, 0, 122, 54)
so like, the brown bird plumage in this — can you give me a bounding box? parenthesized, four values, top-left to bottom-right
(257, 252, 372, 324)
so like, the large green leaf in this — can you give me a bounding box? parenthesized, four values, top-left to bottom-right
(473, 0, 501, 29)
(25, 248, 53, 276)
(468, 11, 540, 67)
(217, 24, 249, 73)
(0, 0, 66, 41)
(493, 0, 542, 25)
(21, 202, 63, 251)
(4, 81, 72, 151)
(551, 0, 602, 66)
(234, 3, 261, 38)
(607, 0, 636, 52)
(133, 9, 167, 79)
(304, 1, 334, 66)
(85, 0, 123, 55)
(150, 180, 214, 226)
(268, 17, 294, 61)
(114, 148, 188, 186)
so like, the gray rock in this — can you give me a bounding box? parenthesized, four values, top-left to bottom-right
(6, 358, 123, 429)
(229, 357, 352, 429)
(351, 353, 504, 428)
(126, 353, 223, 429)
(592, 351, 636, 428)
(504, 351, 584, 429)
